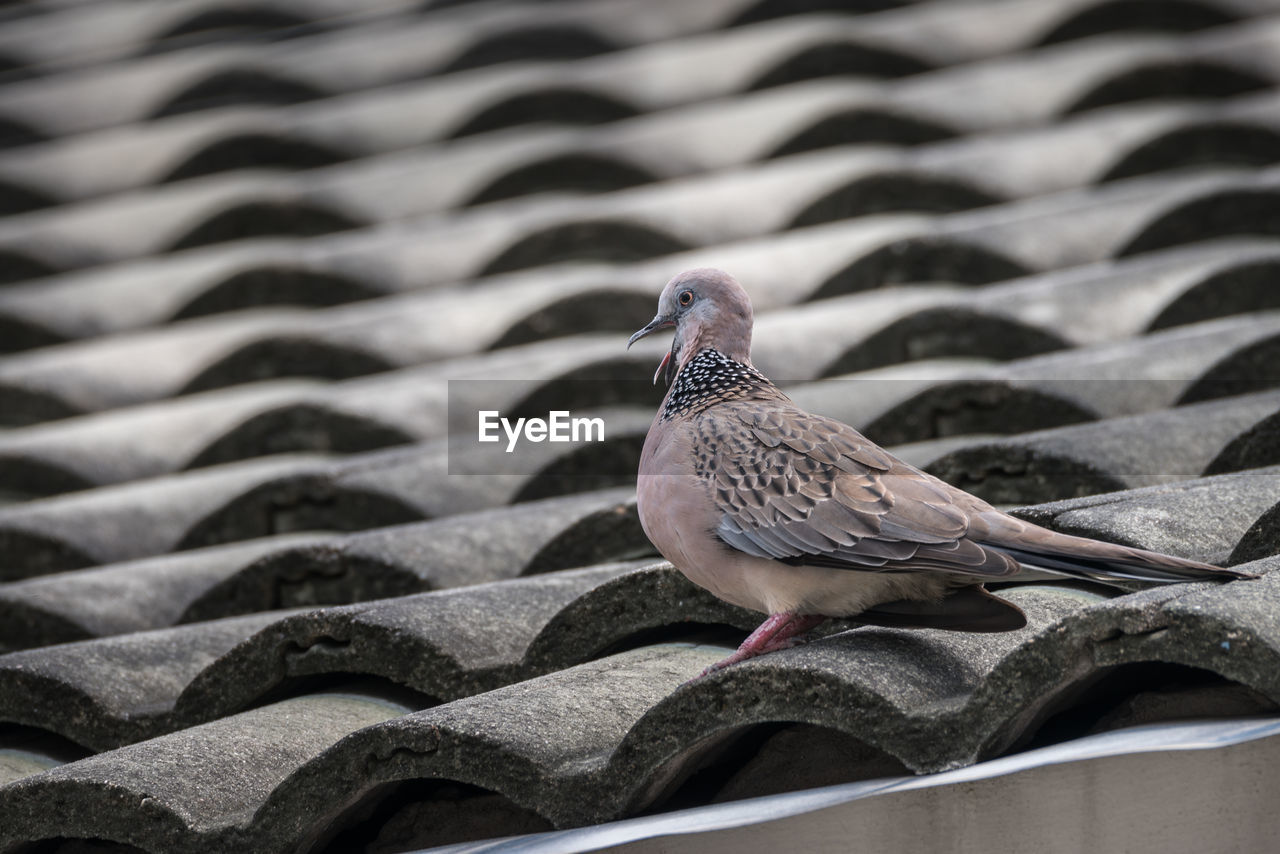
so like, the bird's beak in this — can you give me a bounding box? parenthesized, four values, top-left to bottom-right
(627, 314, 675, 348)
(628, 314, 678, 386)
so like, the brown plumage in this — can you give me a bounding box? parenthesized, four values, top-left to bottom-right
(629, 268, 1254, 678)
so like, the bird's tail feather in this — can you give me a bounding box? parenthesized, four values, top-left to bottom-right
(985, 541, 1254, 584)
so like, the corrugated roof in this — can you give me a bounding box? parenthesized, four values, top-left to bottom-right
(1, 0, 1279, 851)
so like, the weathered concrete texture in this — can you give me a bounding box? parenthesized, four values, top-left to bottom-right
(0, 611, 296, 750)
(605, 586, 1096, 809)
(522, 563, 759, 669)
(0, 438, 649, 580)
(243, 646, 720, 853)
(0, 534, 333, 649)
(210, 564, 1280, 846)
(4, 20, 1280, 284)
(180, 487, 649, 621)
(0, 331, 660, 492)
(926, 395, 1280, 505)
(3, 195, 1274, 409)
(3, 0, 1280, 852)
(850, 310, 1280, 445)
(0, 522, 1276, 849)
(0, 489, 646, 648)
(0, 0, 1257, 199)
(1, 229, 1258, 427)
(0, 535, 332, 647)
(1008, 466, 1280, 564)
(608, 567, 1280, 812)
(0, 559, 742, 755)
(1233, 498, 1280, 564)
(175, 563, 655, 722)
(0, 453, 363, 576)
(0, 689, 406, 853)
(816, 274, 1280, 391)
(763, 302, 1280, 447)
(6, 205, 1277, 440)
(1103, 555, 1280, 699)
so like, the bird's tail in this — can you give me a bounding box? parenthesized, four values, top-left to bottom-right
(978, 520, 1255, 585)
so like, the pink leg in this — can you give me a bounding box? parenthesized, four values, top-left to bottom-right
(695, 612, 827, 680)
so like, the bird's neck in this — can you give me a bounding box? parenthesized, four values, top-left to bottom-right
(679, 319, 751, 368)
(660, 347, 781, 421)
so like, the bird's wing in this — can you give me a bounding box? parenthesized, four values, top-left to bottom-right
(701, 400, 1021, 579)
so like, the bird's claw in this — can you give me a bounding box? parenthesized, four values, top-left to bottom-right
(684, 625, 822, 685)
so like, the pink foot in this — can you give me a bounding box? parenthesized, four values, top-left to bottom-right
(692, 612, 826, 681)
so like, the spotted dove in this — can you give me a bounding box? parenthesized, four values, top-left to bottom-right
(629, 268, 1253, 678)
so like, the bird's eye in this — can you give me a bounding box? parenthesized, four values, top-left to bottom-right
(679, 290, 694, 306)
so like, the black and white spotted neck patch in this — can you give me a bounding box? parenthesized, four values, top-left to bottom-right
(661, 348, 780, 420)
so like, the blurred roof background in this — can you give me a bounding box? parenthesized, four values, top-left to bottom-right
(1, 0, 1280, 851)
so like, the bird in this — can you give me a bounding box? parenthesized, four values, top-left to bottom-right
(628, 267, 1254, 678)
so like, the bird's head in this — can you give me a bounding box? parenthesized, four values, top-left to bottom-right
(627, 268, 754, 385)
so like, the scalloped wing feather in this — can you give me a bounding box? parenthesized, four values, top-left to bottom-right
(700, 400, 1020, 579)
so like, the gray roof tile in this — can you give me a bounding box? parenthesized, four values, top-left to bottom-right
(0, 688, 410, 853)
(200, 560, 1278, 841)
(921, 390, 1280, 503)
(0, 487, 648, 652)
(172, 560, 742, 730)
(781, 314, 1280, 446)
(0, 533, 332, 647)
(4, 87, 1277, 348)
(3, 134, 1278, 290)
(8, 75, 1280, 268)
(2, 158, 1274, 379)
(248, 646, 718, 845)
(0, 453, 355, 573)
(5, 0, 1280, 849)
(5, 501, 1275, 847)
(0, 0, 414, 74)
(0, 308, 1268, 500)
(4, 235, 1279, 443)
(1010, 468, 1280, 564)
(1, 15, 1277, 290)
(0, 1, 1270, 169)
(1, 557, 724, 750)
(0, 610, 299, 749)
